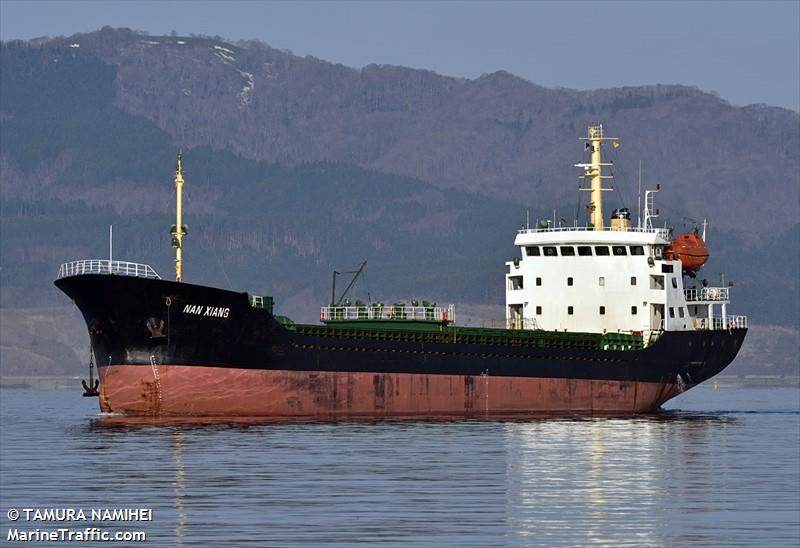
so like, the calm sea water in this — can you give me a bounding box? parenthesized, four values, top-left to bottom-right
(1, 386, 798, 547)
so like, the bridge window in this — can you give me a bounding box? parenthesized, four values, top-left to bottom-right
(612, 246, 627, 256)
(599, 306, 605, 315)
(567, 277, 573, 286)
(560, 246, 575, 256)
(595, 246, 610, 256)
(525, 246, 540, 256)
(568, 306, 574, 315)
(543, 246, 558, 256)
(630, 245, 645, 255)
(631, 306, 638, 315)
(578, 246, 592, 256)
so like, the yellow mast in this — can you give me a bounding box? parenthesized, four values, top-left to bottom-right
(577, 124, 618, 230)
(170, 152, 187, 282)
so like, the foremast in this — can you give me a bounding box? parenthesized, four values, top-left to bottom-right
(170, 152, 187, 282)
(576, 125, 618, 230)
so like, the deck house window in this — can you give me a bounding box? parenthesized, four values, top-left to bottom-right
(630, 245, 645, 256)
(631, 276, 637, 286)
(578, 246, 592, 256)
(536, 306, 542, 315)
(678, 307, 685, 318)
(525, 246, 540, 257)
(595, 246, 610, 256)
(650, 275, 665, 290)
(536, 277, 542, 286)
(672, 277, 678, 289)
(543, 246, 558, 256)
(599, 306, 605, 315)
(560, 246, 575, 256)
(631, 306, 638, 315)
(612, 246, 627, 256)
(567, 277, 573, 286)
(662, 264, 674, 273)
(669, 307, 675, 318)
(568, 306, 574, 315)
(509, 276, 523, 290)
(599, 277, 605, 287)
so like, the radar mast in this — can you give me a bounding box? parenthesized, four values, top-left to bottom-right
(171, 152, 187, 282)
(576, 124, 618, 230)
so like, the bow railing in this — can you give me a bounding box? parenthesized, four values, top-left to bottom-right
(57, 260, 161, 280)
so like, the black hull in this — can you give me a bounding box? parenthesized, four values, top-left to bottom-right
(55, 274, 746, 392)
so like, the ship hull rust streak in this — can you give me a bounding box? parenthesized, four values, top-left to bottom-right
(100, 364, 681, 416)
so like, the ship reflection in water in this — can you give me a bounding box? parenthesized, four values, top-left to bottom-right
(502, 414, 736, 546)
(171, 430, 186, 545)
(1, 388, 797, 547)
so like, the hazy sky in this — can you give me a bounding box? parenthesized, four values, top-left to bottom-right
(2, 0, 798, 111)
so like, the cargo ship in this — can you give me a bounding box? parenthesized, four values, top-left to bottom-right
(55, 125, 746, 416)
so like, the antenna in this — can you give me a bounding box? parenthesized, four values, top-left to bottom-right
(526, 209, 530, 230)
(108, 224, 113, 271)
(637, 160, 642, 229)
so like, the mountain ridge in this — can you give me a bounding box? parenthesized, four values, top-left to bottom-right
(19, 28, 796, 242)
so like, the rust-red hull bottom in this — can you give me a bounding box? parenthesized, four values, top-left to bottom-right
(98, 365, 682, 417)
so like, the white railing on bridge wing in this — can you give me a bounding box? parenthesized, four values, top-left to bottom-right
(57, 260, 161, 280)
(692, 315, 747, 330)
(720, 315, 747, 330)
(321, 304, 454, 323)
(517, 226, 670, 238)
(684, 287, 730, 302)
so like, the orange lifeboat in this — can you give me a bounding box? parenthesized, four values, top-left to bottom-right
(664, 231, 709, 272)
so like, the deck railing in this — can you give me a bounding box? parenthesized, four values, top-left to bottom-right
(483, 318, 540, 331)
(517, 226, 670, 238)
(692, 315, 748, 330)
(717, 315, 747, 330)
(321, 304, 454, 323)
(57, 260, 161, 280)
(684, 287, 730, 302)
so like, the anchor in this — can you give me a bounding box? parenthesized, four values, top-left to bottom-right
(81, 347, 100, 397)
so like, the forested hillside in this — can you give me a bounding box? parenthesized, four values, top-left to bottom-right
(55, 27, 799, 241)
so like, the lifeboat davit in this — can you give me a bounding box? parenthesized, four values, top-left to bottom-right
(664, 231, 709, 272)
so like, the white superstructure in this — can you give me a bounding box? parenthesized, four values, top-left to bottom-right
(504, 125, 745, 342)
